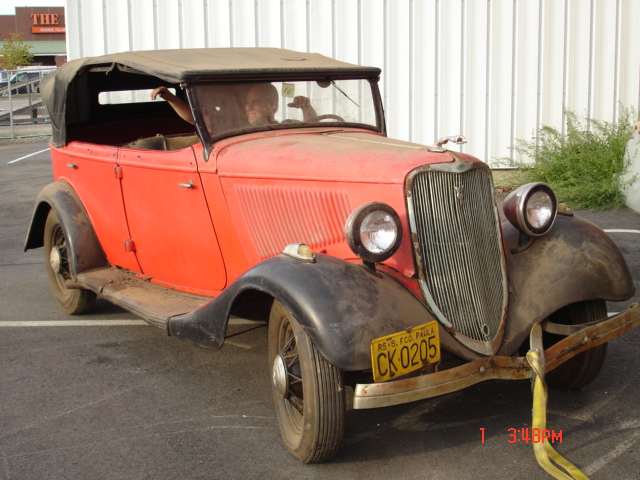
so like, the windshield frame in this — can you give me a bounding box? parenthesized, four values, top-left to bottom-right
(185, 75, 386, 160)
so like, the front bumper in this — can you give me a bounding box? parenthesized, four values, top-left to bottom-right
(353, 303, 640, 409)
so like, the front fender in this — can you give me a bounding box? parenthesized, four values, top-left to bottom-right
(169, 253, 479, 371)
(24, 181, 107, 278)
(498, 213, 635, 355)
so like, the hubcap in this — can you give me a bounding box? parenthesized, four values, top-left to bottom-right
(49, 246, 62, 274)
(272, 354, 288, 399)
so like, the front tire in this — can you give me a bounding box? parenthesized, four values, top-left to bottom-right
(44, 210, 97, 315)
(268, 300, 345, 463)
(545, 300, 608, 390)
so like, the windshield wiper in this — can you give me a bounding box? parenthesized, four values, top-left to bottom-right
(331, 80, 359, 108)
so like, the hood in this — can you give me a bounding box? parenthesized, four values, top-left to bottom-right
(213, 129, 456, 183)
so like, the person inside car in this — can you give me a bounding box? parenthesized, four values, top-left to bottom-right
(151, 83, 317, 126)
(244, 83, 318, 124)
(150, 86, 195, 124)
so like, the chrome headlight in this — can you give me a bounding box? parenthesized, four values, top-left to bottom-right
(344, 202, 402, 263)
(503, 182, 557, 236)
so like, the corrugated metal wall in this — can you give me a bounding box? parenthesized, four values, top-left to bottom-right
(66, 0, 640, 166)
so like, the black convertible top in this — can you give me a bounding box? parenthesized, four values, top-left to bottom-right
(41, 48, 381, 146)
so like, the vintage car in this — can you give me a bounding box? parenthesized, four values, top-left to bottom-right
(26, 48, 639, 465)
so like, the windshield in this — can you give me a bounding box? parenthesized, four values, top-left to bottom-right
(191, 79, 379, 141)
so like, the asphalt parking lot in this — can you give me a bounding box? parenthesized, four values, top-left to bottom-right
(1, 141, 639, 480)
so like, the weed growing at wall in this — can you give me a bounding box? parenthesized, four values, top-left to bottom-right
(511, 106, 637, 210)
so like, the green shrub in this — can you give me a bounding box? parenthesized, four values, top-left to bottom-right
(510, 106, 636, 210)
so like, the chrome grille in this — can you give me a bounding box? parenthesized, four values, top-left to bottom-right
(408, 165, 507, 347)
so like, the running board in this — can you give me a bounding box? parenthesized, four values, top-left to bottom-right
(75, 267, 211, 330)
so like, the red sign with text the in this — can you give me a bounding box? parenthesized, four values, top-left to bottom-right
(31, 13, 65, 34)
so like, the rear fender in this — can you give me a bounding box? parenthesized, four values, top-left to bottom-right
(24, 181, 107, 278)
(498, 214, 635, 355)
(169, 253, 480, 371)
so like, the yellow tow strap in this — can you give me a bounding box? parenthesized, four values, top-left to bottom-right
(527, 324, 589, 480)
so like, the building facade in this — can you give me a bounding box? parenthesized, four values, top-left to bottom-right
(0, 6, 66, 67)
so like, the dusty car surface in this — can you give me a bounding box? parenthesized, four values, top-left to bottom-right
(26, 47, 639, 465)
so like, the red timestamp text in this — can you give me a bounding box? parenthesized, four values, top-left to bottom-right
(479, 428, 563, 444)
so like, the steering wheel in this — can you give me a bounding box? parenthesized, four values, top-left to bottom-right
(316, 114, 345, 122)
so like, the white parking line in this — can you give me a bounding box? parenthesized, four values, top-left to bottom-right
(0, 318, 263, 327)
(7, 148, 50, 164)
(1, 319, 148, 327)
(604, 229, 640, 234)
(583, 419, 640, 476)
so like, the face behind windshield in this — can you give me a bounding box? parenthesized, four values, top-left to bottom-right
(191, 79, 379, 140)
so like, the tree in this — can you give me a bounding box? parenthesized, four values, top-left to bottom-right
(0, 33, 35, 70)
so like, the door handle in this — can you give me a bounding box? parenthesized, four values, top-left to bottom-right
(178, 180, 195, 189)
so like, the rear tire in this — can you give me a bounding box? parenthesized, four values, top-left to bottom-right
(43, 210, 97, 315)
(545, 301, 608, 390)
(268, 300, 345, 463)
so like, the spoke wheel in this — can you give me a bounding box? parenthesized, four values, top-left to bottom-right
(268, 300, 345, 463)
(545, 300, 608, 390)
(43, 210, 96, 315)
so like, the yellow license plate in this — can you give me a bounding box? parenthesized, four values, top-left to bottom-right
(370, 321, 441, 383)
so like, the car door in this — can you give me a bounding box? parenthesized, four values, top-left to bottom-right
(117, 145, 226, 293)
(51, 143, 141, 273)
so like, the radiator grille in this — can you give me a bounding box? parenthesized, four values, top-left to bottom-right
(408, 166, 507, 346)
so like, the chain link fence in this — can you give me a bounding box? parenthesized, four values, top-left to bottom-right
(0, 67, 57, 140)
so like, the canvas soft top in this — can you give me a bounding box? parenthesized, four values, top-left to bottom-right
(52, 47, 381, 84)
(41, 47, 381, 146)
